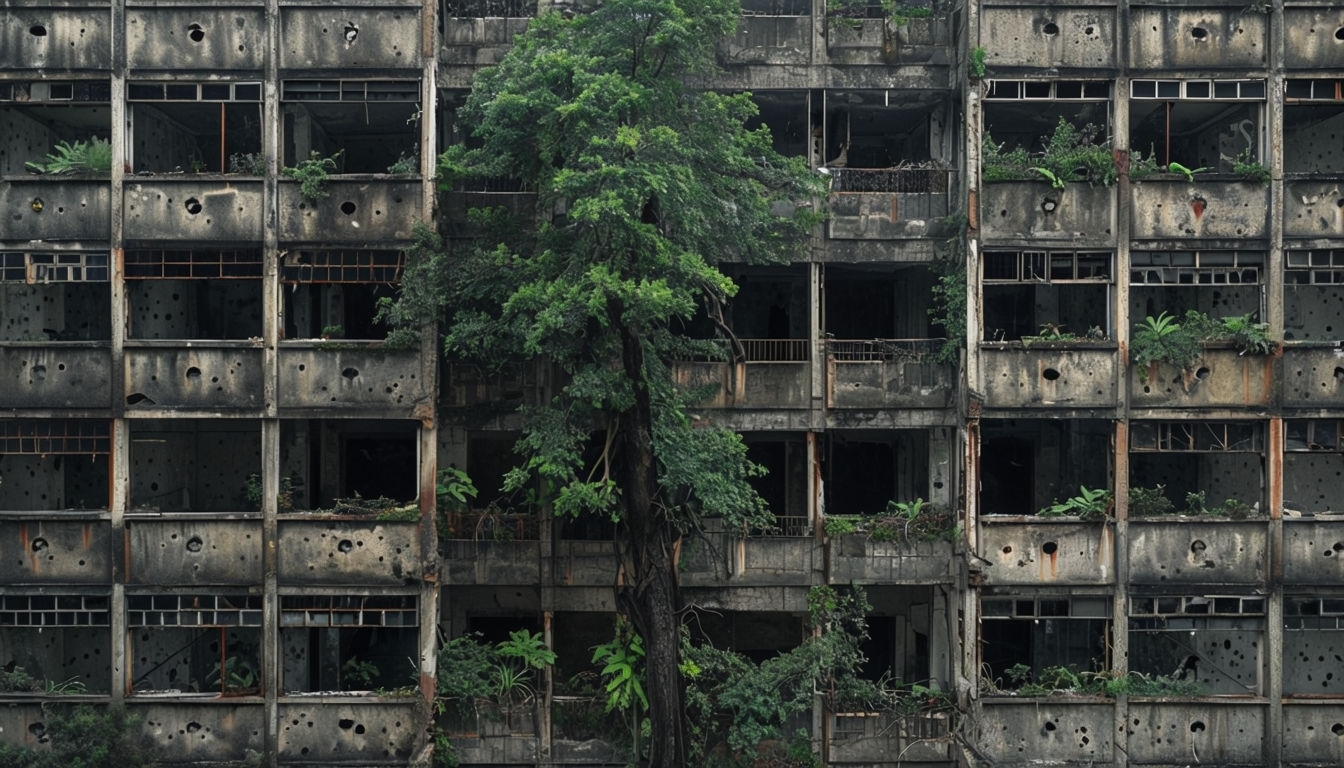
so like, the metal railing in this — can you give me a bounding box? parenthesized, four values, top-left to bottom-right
(740, 338, 810, 362)
(828, 338, 945, 361)
(442, 511, 540, 540)
(442, 0, 535, 18)
(829, 167, 954, 194)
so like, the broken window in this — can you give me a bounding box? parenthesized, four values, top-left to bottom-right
(1283, 78, 1344, 174)
(824, 430, 930, 517)
(744, 434, 810, 536)
(979, 420, 1110, 516)
(280, 249, 404, 340)
(0, 253, 112, 342)
(826, 263, 941, 341)
(0, 593, 111, 694)
(130, 593, 263, 695)
(124, 249, 263, 340)
(282, 80, 420, 173)
(1283, 595, 1344, 696)
(127, 81, 262, 174)
(1128, 594, 1263, 695)
(1130, 251, 1264, 331)
(0, 80, 112, 176)
(280, 594, 419, 693)
(0, 420, 110, 512)
(129, 420, 261, 514)
(981, 593, 1111, 691)
(982, 250, 1112, 341)
(984, 80, 1111, 158)
(1129, 421, 1264, 515)
(442, 433, 539, 540)
(861, 585, 946, 689)
(1284, 249, 1344, 341)
(1129, 79, 1264, 170)
(822, 90, 955, 174)
(711, 265, 810, 360)
(748, 91, 810, 159)
(1284, 420, 1344, 515)
(279, 420, 419, 513)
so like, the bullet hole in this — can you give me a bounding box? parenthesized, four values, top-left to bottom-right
(186, 366, 201, 379)
(31, 538, 48, 552)
(186, 721, 202, 733)
(1042, 541, 1058, 555)
(1191, 27, 1208, 40)
(1041, 198, 1058, 213)
(355, 724, 366, 734)
(1084, 25, 1095, 35)
(339, 719, 355, 729)
(28, 722, 47, 742)
(1042, 22, 1059, 36)
(1002, 545, 1013, 554)
(1195, 366, 1210, 380)
(186, 536, 203, 552)
(338, 539, 354, 552)
(184, 198, 202, 214)
(31, 197, 44, 213)
(1044, 721, 1057, 731)
(30, 25, 47, 37)
(1335, 27, 1344, 41)
(126, 392, 155, 405)
(1043, 368, 1061, 381)
(188, 23, 205, 43)
(343, 22, 359, 44)
(1334, 367, 1344, 381)
(1190, 720, 1206, 733)
(341, 367, 359, 379)
(1333, 722, 1344, 735)
(340, 201, 357, 215)
(1191, 539, 1207, 555)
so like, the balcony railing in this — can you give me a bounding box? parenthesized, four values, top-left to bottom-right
(740, 338, 809, 362)
(828, 338, 942, 361)
(829, 167, 952, 194)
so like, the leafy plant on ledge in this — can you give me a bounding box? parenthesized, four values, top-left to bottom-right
(824, 498, 957, 542)
(1020, 323, 1107, 347)
(982, 118, 1117, 187)
(1130, 486, 1256, 519)
(1232, 147, 1270, 186)
(990, 664, 1203, 697)
(25, 137, 113, 175)
(283, 149, 344, 201)
(1038, 486, 1112, 520)
(1131, 310, 1275, 384)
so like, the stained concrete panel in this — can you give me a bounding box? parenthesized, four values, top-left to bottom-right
(1284, 180, 1344, 238)
(717, 16, 811, 66)
(124, 345, 265, 411)
(979, 521, 1115, 585)
(278, 180, 422, 244)
(0, 519, 111, 583)
(976, 701, 1114, 763)
(1129, 348, 1274, 408)
(1283, 518, 1344, 584)
(0, 9, 113, 71)
(1125, 702, 1266, 764)
(127, 519, 264, 586)
(1282, 703, 1344, 764)
(1127, 520, 1266, 585)
(1, 346, 112, 409)
(441, 540, 541, 585)
(277, 700, 418, 763)
(0, 180, 111, 241)
(135, 702, 266, 763)
(123, 181, 264, 244)
(277, 520, 422, 585)
(980, 182, 1116, 244)
(1127, 8, 1267, 69)
(827, 536, 955, 584)
(279, 8, 421, 70)
(277, 345, 430, 414)
(979, 345, 1119, 409)
(828, 190, 952, 240)
(980, 8, 1116, 69)
(829, 358, 957, 409)
(1284, 628, 1344, 695)
(126, 8, 267, 71)
(1130, 179, 1269, 239)
(440, 18, 531, 67)
(1284, 290, 1344, 344)
(1283, 10, 1344, 69)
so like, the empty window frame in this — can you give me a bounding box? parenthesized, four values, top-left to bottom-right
(1129, 422, 1264, 515)
(0, 252, 109, 284)
(1129, 252, 1264, 333)
(127, 81, 262, 174)
(984, 82, 1111, 162)
(1127, 594, 1263, 695)
(740, 0, 811, 16)
(0, 421, 110, 512)
(281, 81, 419, 173)
(824, 431, 929, 519)
(1130, 422, 1263, 452)
(1284, 80, 1344, 173)
(0, 593, 112, 694)
(1, 83, 112, 176)
(280, 594, 419, 692)
(129, 421, 262, 514)
(986, 80, 1111, 101)
(440, 0, 537, 19)
(1129, 80, 1264, 171)
(278, 421, 420, 513)
(981, 594, 1112, 691)
(129, 593, 263, 695)
(281, 250, 404, 340)
(982, 251, 1112, 341)
(1287, 249, 1344, 286)
(1283, 595, 1344, 695)
(1285, 251, 1344, 341)
(0, 256, 112, 341)
(979, 419, 1112, 516)
(1284, 421, 1344, 515)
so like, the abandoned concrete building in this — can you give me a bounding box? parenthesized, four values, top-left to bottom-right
(2, 0, 1344, 765)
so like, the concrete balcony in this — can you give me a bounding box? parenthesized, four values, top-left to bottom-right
(976, 699, 1115, 764)
(979, 518, 1115, 585)
(277, 519, 423, 586)
(278, 342, 430, 417)
(827, 339, 955, 410)
(439, 17, 531, 71)
(2, 344, 113, 410)
(1126, 701, 1267, 765)
(0, 8, 112, 71)
(0, 517, 111, 584)
(1283, 703, 1344, 764)
(824, 15, 952, 66)
(1, 179, 111, 241)
(717, 15, 811, 66)
(1129, 346, 1276, 408)
(124, 179, 263, 244)
(980, 181, 1115, 244)
(1283, 517, 1344, 585)
(978, 343, 1119, 410)
(441, 513, 541, 585)
(826, 168, 955, 241)
(828, 711, 953, 763)
(671, 339, 811, 410)
(1130, 178, 1269, 240)
(1127, 7, 1268, 70)
(1284, 11, 1344, 69)
(126, 8, 267, 72)
(980, 6, 1118, 70)
(133, 701, 265, 763)
(277, 699, 418, 764)
(1284, 178, 1344, 239)
(279, 7, 421, 70)
(445, 703, 540, 765)
(827, 535, 955, 584)
(553, 539, 619, 587)
(124, 342, 264, 413)
(125, 518, 263, 586)
(1280, 344, 1344, 408)
(279, 179, 423, 245)
(1127, 519, 1267, 586)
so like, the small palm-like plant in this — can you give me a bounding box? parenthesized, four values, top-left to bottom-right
(25, 138, 112, 175)
(1131, 312, 1200, 383)
(1039, 486, 1112, 520)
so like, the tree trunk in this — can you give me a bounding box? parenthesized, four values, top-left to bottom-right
(615, 318, 686, 768)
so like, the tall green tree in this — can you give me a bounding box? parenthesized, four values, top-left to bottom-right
(384, 0, 822, 763)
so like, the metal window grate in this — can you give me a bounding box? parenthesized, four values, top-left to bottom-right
(1130, 421, 1263, 452)
(986, 80, 1111, 100)
(283, 80, 420, 102)
(281, 250, 405, 284)
(128, 82, 262, 102)
(0, 252, 110, 284)
(1130, 595, 1264, 616)
(1285, 79, 1344, 102)
(0, 595, 110, 626)
(740, 338, 809, 362)
(280, 595, 417, 627)
(127, 594, 263, 626)
(828, 167, 952, 194)
(982, 596, 1112, 619)
(1131, 251, 1264, 286)
(0, 421, 110, 455)
(1131, 79, 1265, 100)
(124, 249, 264, 280)
(827, 338, 943, 361)
(984, 250, 1112, 283)
(0, 81, 111, 103)
(1286, 250, 1344, 285)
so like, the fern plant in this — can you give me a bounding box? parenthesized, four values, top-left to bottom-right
(283, 149, 344, 201)
(1039, 486, 1112, 520)
(25, 137, 112, 175)
(1131, 312, 1200, 383)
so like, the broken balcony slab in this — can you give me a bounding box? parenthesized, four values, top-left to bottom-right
(978, 344, 1120, 409)
(277, 519, 423, 586)
(979, 181, 1116, 244)
(979, 519, 1115, 585)
(1127, 520, 1267, 586)
(1129, 347, 1276, 409)
(125, 518, 264, 586)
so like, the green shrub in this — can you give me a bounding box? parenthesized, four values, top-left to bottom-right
(283, 150, 344, 201)
(25, 138, 112, 176)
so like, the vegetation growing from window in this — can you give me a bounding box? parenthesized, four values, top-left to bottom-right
(283, 149, 344, 201)
(228, 152, 266, 175)
(1038, 486, 1112, 520)
(969, 46, 986, 79)
(982, 118, 1117, 187)
(0, 704, 158, 768)
(928, 212, 967, 364)
(823, 498, 957, 542)
(1129, 486, 1257, 519)
(1232, 147, 1270, 186)
(989, 664, 1203, 698)
(24, 138, 113, 176)
(1131, 310, 1275, 383)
